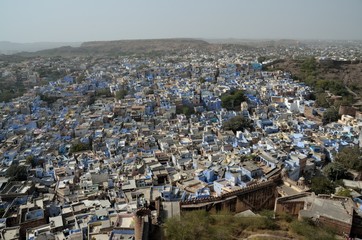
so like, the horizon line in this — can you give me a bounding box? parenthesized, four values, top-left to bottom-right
(1, 37, 362, 44)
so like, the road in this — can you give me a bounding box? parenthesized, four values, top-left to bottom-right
(345, 85, 358, 98)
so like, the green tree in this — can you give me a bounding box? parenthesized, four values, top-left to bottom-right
(76, 73, 86, 84)
(70, 142, 91, 153)
(315, 79, 330, 91)
(26, 155, 36, 168)
(335, 146, 362, 172)
(257, 56, 266, 63)
(301, 57, 317, 76)
(6, 165, 28, 181)
(322, 107, 339, 124)
(323, 162, 348, 181)
(315, 92, 330, 108)
(115, 89, 128, 100)
(176, 105, 195, 117)
(337, 95, 355, 108)
(310, 176, 335, 195)
(39, 94, 61, 105)
(223, 115, 252, 133)
(95, 88, 112, 97)
(328, 82, 349, 96)
(145, 89, 154, 95)
(220, 90, 247, 111)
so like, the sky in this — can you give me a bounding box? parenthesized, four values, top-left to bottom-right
(1, 0, 362, 43)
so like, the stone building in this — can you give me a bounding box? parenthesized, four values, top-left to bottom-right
(275, 193, 355, 236)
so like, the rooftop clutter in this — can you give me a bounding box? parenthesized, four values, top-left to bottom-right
(0, 44, 362, 239)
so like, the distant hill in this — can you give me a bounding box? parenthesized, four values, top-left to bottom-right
(81, 38, 209, 49)
(10, 38, 305, 57)
(207, 38, 304, 47)
(0, 41, 81, 54)
(16, 38, 212, 57)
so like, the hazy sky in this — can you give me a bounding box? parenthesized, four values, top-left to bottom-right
(1, 0, 361, 42)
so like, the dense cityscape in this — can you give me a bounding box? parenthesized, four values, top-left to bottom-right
(0, 39, 361, 239)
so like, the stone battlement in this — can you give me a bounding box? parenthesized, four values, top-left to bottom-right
(180, 174, 280, 206)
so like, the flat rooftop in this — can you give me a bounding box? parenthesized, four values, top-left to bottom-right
(293, 195, 354, 224)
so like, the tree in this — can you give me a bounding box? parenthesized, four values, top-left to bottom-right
(322, 107, 339, 124)
(214, 68, 220, 81)
(39, 94, 61, 105)
(95, 88, 112, 97)
(221, 90, 247, 111)
(115, 89, 128, 100)
(310, 176, 335, 195)
(70, 142, 91, 153)
(301, 57, 317, 76)
(315, 79, 331, 92)
(176, 105, 195, 117)
(335, 146, 362, 172)
(26, 155, 36, 168)
(6, 165, 28, 181)
(315, 92, 330, 108)
(145, 89, 154, 95)
(76, 73, 86, 84)
(257, 56, 266, 63)
(323, 162, 348, 181)
(240, 154, 256, 162)
(337, 95, 355, 108)
(223, 115, 252, 133)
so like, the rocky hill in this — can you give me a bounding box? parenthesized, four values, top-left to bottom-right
(17, 38, 212, 57)
(271, 58, 362, 97)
